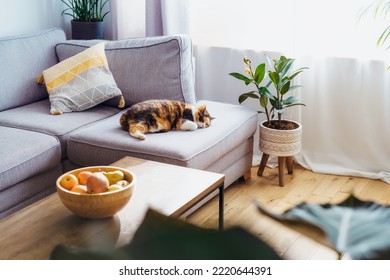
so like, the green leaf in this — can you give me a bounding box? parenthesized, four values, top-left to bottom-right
(260, 95, 268, 108)
(269, 71, 280, 85)
(288, 85, 303, 91)
(284, 102, 306, 108)
(229, 72, 252, 85)
(280, 59, 295, 78)
(275, 100, 283, 110)
(259, 86, 276, 101)
(61, 0, 110, 20)
(289, 67, 308, 80)
(280, 80, 291, 95)
(255, 195, 390, 260)
(254, 63, 266, 84)
(283, 95, 301, 105)
(238, 91, 259, 103)
(377, 25, 390, 47)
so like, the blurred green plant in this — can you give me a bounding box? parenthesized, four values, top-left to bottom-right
(50, 208, 281, 260)
(358, 0, 390, 69)
(61, 0, 110, 21)
(255, 195, 390, 260)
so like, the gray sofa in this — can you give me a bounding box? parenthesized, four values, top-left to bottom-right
(0, 28, 257, 219)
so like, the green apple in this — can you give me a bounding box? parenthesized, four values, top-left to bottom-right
(107, 184, 123, 192)
(104, 170, 125, 185)
(116, 180, 129, 187)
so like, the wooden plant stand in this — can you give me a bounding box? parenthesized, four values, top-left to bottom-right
(257, 153, 294, 187)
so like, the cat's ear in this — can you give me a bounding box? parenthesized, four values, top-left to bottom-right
(198, 104, 207, 112)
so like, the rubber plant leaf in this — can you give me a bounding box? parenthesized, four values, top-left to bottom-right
(229, 72, 252, 85)
(254, 195, 390, 259)
(283, 95, 301, 105)
(280, 80, 291, 95)
(238, 91, 258, 104)
(50, 208, 280, 260)
(254, 63, 266, 84)
(269, 71, 280, 85)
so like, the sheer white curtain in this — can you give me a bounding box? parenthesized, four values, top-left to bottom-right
(142, 0, 390, 183)
(110, 0, 145, 39)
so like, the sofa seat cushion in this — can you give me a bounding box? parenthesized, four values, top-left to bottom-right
(67, 100, 258, 169)
(0, 126, 61, 191)
(0, 99, 121, 157)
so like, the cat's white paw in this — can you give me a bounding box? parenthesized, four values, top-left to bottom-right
(181, 121, 198, 131)
(130, 131, 146, 140)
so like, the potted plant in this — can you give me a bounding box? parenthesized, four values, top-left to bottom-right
(61, 0, 110, 39)
(229, 55, 308, 186)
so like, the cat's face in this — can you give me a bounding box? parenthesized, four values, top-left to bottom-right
(194, 105, 213, 128)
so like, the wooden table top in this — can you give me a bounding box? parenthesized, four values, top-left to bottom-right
(0, 156, 224, 259)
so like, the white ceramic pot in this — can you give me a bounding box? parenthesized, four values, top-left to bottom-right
(259, 120, 302, 157)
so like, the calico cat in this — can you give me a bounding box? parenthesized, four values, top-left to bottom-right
(120, 99, 213, 140)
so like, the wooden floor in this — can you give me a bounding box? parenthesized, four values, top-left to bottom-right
(187, 164, 390, 260)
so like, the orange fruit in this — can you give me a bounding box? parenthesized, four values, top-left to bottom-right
(70, 185, 88, 194)
(77, 171, 92, 185)
(60, 174, 79, 190)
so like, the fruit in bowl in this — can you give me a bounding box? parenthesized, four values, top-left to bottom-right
(56, 166, 135, 219)
(86, 172, 110, 193)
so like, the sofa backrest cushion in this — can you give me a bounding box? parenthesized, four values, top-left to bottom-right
(55, 35, 196, 107)
(0, 28, 66, 111)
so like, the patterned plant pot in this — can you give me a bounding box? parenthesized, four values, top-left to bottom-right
(259, 120, 302, 157)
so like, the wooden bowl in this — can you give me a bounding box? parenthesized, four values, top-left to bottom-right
(56, 166, 135, 219)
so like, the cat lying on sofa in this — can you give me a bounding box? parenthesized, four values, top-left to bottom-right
(120, 99, 213, 140)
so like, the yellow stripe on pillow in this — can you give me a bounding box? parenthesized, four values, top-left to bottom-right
(43, 42, 108, 93)
(45, 56, 108, 92)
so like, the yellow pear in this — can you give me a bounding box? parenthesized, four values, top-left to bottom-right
(103, 170, 125, 185)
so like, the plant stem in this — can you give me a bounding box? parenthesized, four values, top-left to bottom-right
(265, 107, 270, 124)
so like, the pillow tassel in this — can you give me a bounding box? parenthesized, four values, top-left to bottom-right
(118, 96, 125, 108)
(36, 74, 45, 84)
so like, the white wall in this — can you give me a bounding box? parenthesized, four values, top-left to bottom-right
(0, 0, 65, 37)
(0, 0, 114, 39)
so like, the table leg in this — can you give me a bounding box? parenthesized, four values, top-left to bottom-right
(219, 183, 224, 230)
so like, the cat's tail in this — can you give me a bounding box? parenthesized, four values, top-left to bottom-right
(119, 113, 129, 131)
